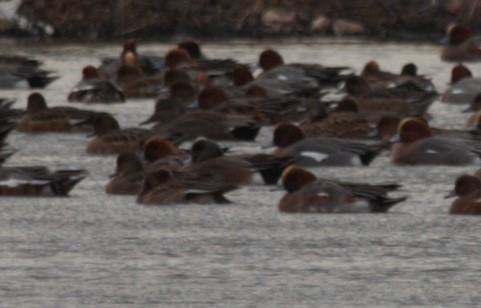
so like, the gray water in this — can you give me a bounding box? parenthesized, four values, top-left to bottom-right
(1, 38, 480, 307)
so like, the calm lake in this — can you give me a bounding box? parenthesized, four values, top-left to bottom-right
(0, 38, 480, 306)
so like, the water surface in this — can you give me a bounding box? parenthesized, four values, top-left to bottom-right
(0, 38, 480, 306)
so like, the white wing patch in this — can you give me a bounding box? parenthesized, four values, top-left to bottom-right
(0, 178, 49, 187)
(300, 151, 328, 162)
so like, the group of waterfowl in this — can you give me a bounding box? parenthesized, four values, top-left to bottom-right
(3, 23, 481, 214)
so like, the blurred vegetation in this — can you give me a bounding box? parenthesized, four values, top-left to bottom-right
(14, 0, 481, 39)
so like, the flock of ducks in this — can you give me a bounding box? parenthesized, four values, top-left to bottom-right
(2, 23, 481, 214)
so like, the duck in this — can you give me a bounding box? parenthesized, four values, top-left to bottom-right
(256, 48, 353, 89)
(360, 61, 435, 93)
(105, 153, 145, 195)
(0, 55, 58, 89)
(140, 97, 186, 126)
(343, 75, 437, 117)
(447, 175, 481, 215)
(151, 109, 261, 143)
(0, 98, 24, 121)
(389, 117, 481, 165)
(85, 113, 151, 154)
(115, 63, 164, 98)
(0, 143, 15, 165)
(0, 167, 86, 196)
(16, 92, 103, 133)
(299, 97, 375, 139)
(68, 65, 125, 103)
(197, 84, 326, 125)
(270, 123, 385, 167)
(98, 40, 164, 81)
(136, 168, 237, 205)
(442, 64, 481, 104)
(441, 24, 481, 62)
(141, 136, 188, 171)
(174, 40, 240, 86)
(278, 166, 406, 213)
(189, 137, 295, 185)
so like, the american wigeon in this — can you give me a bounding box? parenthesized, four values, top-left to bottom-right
(0, 98, 24, 121)
(98, 40, 164, 81)
(0, 146, 15, 165)
(390, 118, 481, 165)
(198, 84, 325, 125)
(0, 167, 86, 196)
(278, 166, 406, 213)
(462, 93, 481, 117)
(86, 113, 151, 154)
(190, 137, 295, 185)
(116, 64, 163, 98)
(361, 61, 435, 93)
(0, 119, 17, 145)
(151, 109, 261, 142)
(17, 92, 103, 133)
(105, 153, 144, 195)
(300, 97, 374, 139)
(0, 55, 58, 89)
(141, 136, 187, 171)
(68, 65, 125, 103)
(164, 49, 192, 70)
(163, 69, 192, 88)
(442, 65, 481, 104)
(271, 123, 384, 166)
(447, 175, 481, 215)
(343, 75, 437, 116)
(140, 97, 186, 126)
(136, 168, 237, 205)
(441, 24, 481, 62)
(344, 76, 439, 115)
(257, 48, 353, 89)
(178, 40, 204, 59)
(450, 63, 473, 85)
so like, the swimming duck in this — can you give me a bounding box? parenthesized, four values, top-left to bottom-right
(136, 168, 237, 205)
(447, 175, 481, 215)
(17, 92, 103, 133)
(85, 113, 151, 154)
(189, 137, 295, 185)
(390, 117, 481, 165)
(441, 24, 481, 62)
(151, 109, 261, 143)
(68, 65, 125, 103)
(442, 64, 481, 104)
(0, 55, 58, 89)
(343, 75, 437, 116)
(105, 153, 145, 195)
(0, 167, 86, 196)
(271, 123, 384, 166)
(256, 48, 353, 89)
(278, 166, 406, 213)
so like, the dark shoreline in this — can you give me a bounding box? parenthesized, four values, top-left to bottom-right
(8, 0, 481, 41)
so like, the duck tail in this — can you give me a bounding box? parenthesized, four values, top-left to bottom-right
(49, 169, 88, 196)
(373, 196, 407, 213)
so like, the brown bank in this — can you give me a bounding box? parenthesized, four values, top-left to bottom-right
(13, 0, 481, 40)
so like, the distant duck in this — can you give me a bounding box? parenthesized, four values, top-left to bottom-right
(278, 166, 406, 213)
(0, 55, 58, 89)
(68, 65, 125, 103)
(441, 24, 481, 62)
